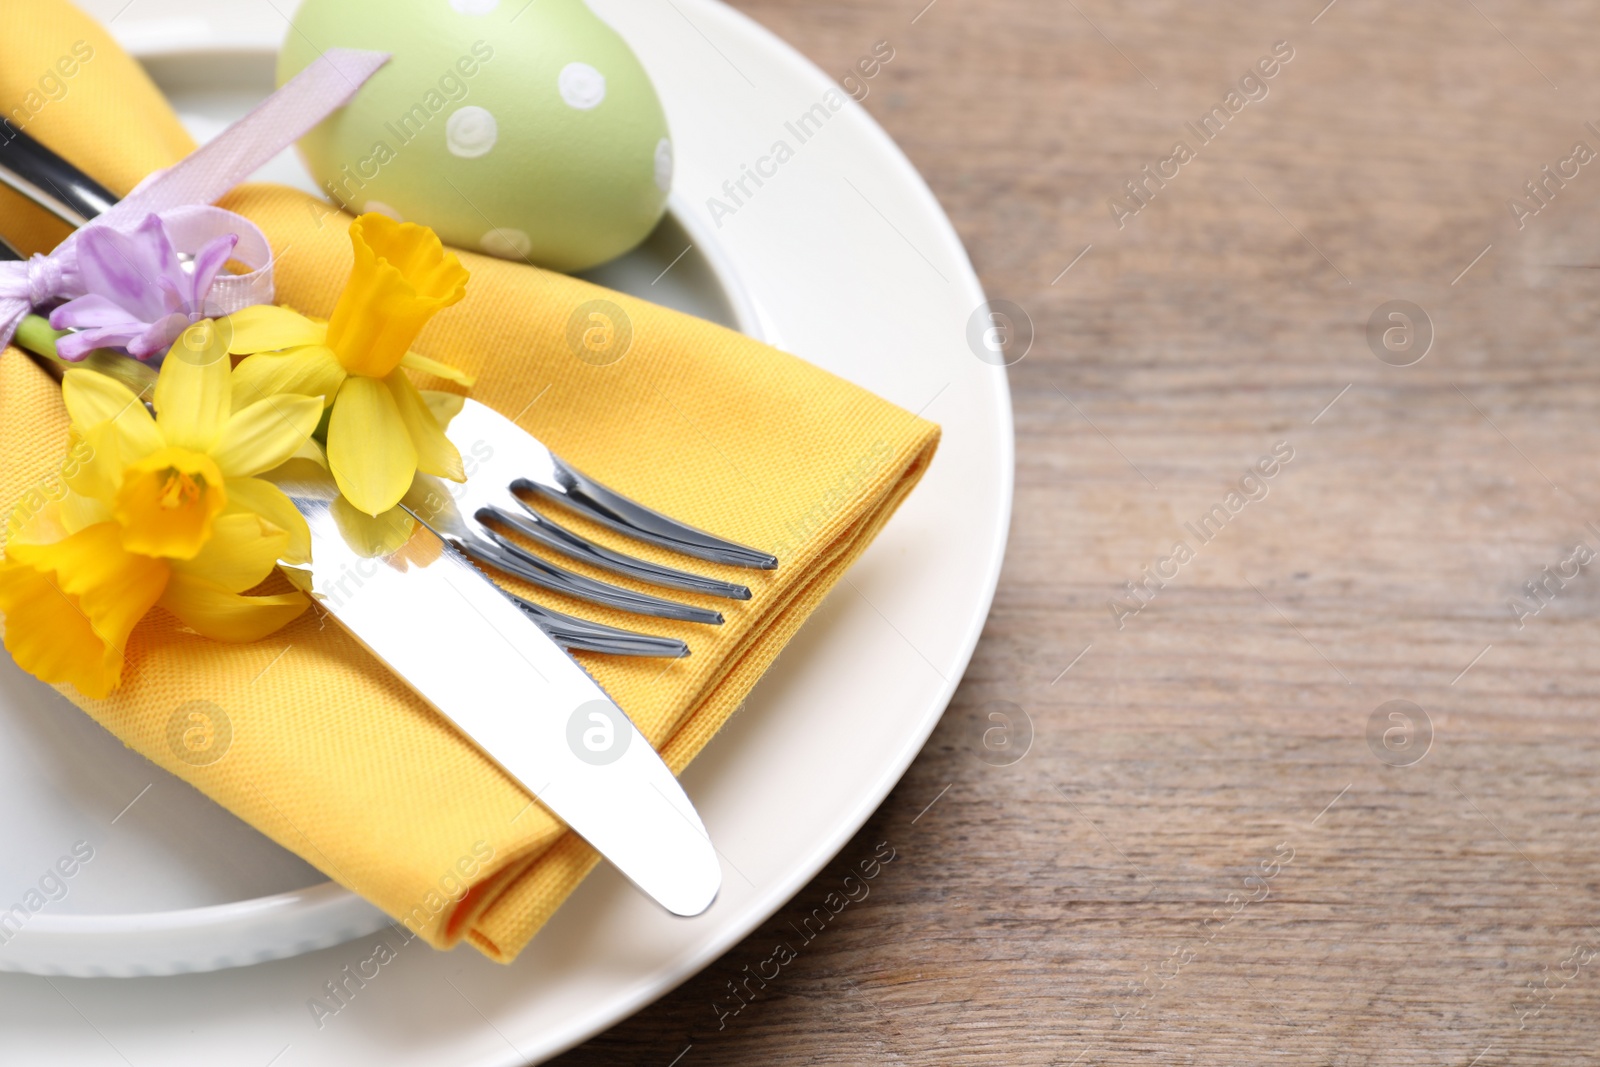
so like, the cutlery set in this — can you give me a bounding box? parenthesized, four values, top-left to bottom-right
(0, 126, 770, 917)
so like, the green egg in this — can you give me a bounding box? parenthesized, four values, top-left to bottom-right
(280, 0, 673, 272)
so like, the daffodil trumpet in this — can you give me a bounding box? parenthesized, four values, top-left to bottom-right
(0, 320, 322, 698)
(222, 214, 475, 517)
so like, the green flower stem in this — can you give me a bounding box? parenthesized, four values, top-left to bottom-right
(13, 313, 67, 361)
(13, 314, 158, 393)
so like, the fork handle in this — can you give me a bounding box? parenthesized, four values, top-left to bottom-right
(0, 125, 110, 260)
(0, 126, 117, 228)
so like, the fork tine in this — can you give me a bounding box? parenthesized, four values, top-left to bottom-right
(508, 594, 690, 658)
(463, 537, 725, 626)
(481, 500, 752, 600)
(522, 456, 779, 571)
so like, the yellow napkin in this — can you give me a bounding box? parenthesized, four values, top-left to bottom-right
(0, 0, 939, 961)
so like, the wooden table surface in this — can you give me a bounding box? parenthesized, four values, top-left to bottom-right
(558, 1, 1600, 1062)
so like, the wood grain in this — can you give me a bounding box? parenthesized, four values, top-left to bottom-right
(556, 1, 1600, 1062)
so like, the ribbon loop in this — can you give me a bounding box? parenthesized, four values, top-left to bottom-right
(161, 205, 276, 317)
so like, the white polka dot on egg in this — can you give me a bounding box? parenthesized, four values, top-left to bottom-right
(481, 228, 532, 260)
(363, 200, 403, 221)
(446, 106, 498, 158)
(654, 138, 674, 193)
(449, 0, 499, 14)
(559, 63, 607, 110)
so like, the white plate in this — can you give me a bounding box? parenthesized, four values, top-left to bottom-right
(0, 0, 1011, 1061)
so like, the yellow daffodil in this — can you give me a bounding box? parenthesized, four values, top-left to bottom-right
(0, 321, 323, 698)
(223, 214, 473, 516)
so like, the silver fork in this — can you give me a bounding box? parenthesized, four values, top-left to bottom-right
(405, 399, 775, 658)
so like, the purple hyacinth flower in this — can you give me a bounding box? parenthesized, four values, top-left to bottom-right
(48, 213, 238, 361)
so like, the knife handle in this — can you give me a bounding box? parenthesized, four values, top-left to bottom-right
(0, 125, 117, 228)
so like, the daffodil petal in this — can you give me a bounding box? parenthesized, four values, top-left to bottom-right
(224, 304, 327, 354)
(62, 369, 162, 459)
(212, 393, 323, 478)
(224, 477, 311, 565)
(154, 323, 232, 451)
(63, 368, 144, 426)
(0, 555, 119, 695)
(230, 346, 347, 412)
(169, 511, 289, 593)
(59, 491, 111, 537)
(399, 350, 476, 387)
(328, 375, 418, 516)
(420, 390, 466, 430)
(290, 436, 329, 469)
(61, 426, 122, 504)
(4, 488, 69, 547)
(159, 572, 308, 643)
(330, 496, 417, 558)
(8, 439, 101, 544)
(0, 523, 169, 698)
(387, 372, 463, 481)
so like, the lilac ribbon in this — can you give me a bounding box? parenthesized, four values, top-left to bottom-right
(158, 205, 277, 315)
(0, 47, 390, 348)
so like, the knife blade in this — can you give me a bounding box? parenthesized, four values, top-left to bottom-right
(267, 461, 721, 917)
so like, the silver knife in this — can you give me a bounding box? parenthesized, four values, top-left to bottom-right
(266, 461, 722, 917)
